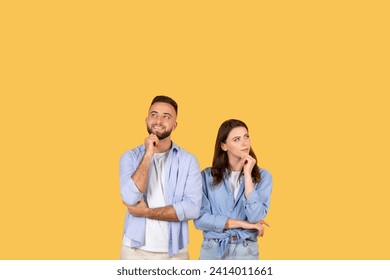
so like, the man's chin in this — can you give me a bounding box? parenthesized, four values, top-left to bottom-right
(147, 127, 172, 140)
(155, 132, 172, 140)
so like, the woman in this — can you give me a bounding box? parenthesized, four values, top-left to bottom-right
(194, 119, 272, 260)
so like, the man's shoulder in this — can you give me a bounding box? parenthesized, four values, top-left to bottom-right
(121, 144, 145, 159)
(173, 143, 197, 160)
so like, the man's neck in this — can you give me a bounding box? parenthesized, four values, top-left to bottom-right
(156, 138, 172, 153)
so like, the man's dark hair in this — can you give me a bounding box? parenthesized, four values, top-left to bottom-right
(151, 95, 178, 115)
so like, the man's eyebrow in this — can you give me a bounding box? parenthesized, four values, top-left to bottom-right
(149, 111, 172, 117)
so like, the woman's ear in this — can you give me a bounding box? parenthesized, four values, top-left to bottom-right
(221, 142, 227, 151)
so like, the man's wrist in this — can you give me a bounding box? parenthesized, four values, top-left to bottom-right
(144, 152, 154, 159)
(144, 207, 152, 218)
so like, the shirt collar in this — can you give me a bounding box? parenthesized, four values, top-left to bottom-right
(140, 141, 179, 153)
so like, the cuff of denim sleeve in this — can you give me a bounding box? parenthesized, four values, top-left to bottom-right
(173, 203, 185, 221)
(213, 215, 228, 232)
(245, 189, 261, 206)
(120, 181, 143, 206)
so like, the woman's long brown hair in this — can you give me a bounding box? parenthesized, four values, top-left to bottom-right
(211, 119, 261, 186)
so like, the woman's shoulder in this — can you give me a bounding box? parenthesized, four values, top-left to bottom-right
(259, 167, 272, 184)
(201, 167, 212, 176)
(259, 167, 271, 176)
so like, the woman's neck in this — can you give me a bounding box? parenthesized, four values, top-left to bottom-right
(228, 157, 242, 172)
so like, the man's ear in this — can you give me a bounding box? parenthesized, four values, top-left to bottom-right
(172, 122, 178, 131)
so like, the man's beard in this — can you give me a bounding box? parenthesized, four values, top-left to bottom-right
(147, 125, 173, 140)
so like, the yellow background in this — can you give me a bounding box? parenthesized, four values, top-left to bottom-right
(1, 1, 389, 260)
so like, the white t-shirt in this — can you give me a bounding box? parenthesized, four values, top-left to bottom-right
(229, 171, 241, 201)
(140, 151, 169, 252)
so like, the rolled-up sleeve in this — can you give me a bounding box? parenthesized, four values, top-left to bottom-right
(244, 169, 272, 223)
(194, 171, 229, 232)
(172, 156, 202, 221)
(119, 151, 143, 205)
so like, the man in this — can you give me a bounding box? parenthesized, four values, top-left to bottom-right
(119, 95, 202, 260)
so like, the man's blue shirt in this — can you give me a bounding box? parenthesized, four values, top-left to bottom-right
(120, 142, 202, 256)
